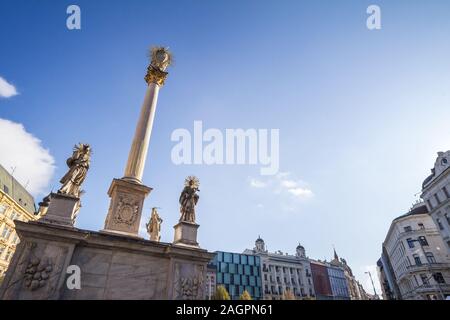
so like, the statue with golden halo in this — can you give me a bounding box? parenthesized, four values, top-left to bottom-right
(58, 143, 91, 198)
(179, 176, 200, 223)
(144, 46, 173, 86)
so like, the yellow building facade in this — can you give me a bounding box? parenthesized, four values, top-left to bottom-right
(0, 164, 37, 277)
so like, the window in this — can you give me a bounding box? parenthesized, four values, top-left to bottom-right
(426, 199, 433, 210)
(418, 236, 429, 246)
(1, 226, 12, 240)
(445, 213, 450, 225)
(437, 218, 444, 230)
(219, 262, 228, 273)
(434, 194, 441, 205)
(9, 211, 19, 220)
(223, 252, 232, 263)
(0, 205, 7, 214)
(443, 186, 450, 199)
(425, 252, 436, 264)
(404, 226, 412, 232)
(418, 223, 425, 230)
(244, 265, 251, 275)
(0, 245, 5, 258)
(433, 273, 446, 284)
(264, 274, 267, 281)
(223, 273, 231, 284)
(5, 250, 13, 261)
(3, 185, 9, 194)
(407, 238, 415, 248)
(413, 254, 422, 266)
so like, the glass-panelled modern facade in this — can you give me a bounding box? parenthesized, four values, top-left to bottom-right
(211, 251, 262, 300)
(327, 265, 350, 300)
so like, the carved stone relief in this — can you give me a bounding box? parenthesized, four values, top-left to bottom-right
(114, 195, 140, 226)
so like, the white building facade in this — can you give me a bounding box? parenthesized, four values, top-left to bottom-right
(421, 151, 450, 253)
(243, 237, 315, 300)
(383, 202, 450, 300)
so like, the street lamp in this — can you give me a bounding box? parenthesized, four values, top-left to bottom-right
(365, 271, 379, 299)
(410, 238, 445, 300)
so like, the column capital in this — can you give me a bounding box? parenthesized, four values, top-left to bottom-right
(144, 65, 168, 86)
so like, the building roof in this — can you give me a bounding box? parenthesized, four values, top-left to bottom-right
(392, 202, 428, 223)
(422, 151, 450, 190)
(0, 163, 36, 214)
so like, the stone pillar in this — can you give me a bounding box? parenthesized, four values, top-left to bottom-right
(123, 82, 160, 183)
(102, 47, 172, 237)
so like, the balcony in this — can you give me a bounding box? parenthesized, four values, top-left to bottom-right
(415, 283, 450, 296)
(398, 262, 450, 281)
(406, 262, 450, 272)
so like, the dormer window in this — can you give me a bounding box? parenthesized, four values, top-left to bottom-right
(441, 157, 448, 165)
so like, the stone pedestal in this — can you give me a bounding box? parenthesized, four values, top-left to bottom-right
(173, 221, 200, 248)
(0, 220, 214, 300)
(39, 192, 79, 227)
(102, 178, 152, 237)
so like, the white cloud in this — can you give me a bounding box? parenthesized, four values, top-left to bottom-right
(0, 76, 18, 98)
(275, 173, 314, 200)
(280, 179, 297, 188)
(249, 178, 267, 188)
(287, 187, 313, 198)
(0, 118, 55, 196)
(249, 172, 313, 212)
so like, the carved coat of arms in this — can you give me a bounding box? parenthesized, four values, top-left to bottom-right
(114, 196, 139, 226)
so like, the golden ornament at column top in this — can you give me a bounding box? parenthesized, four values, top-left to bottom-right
(144, 46, 173, 86)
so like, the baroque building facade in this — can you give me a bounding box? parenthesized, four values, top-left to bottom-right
(421, 151, 450, 253)
(243, 237, 315, 300)
(382, 202, 450, 300)
(0, 164, 37, 277)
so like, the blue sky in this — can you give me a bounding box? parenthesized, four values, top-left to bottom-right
(1, 0, 450, 293)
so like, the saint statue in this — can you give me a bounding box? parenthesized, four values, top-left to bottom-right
(146, 207, 163, 241)
(58, 143, 91, 198)
(179, 176, 200, 223)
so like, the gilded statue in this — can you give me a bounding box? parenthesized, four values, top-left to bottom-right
(144, 46, 173, 86)
(179, 176, 200, 223)
(58, 143, 91, 198)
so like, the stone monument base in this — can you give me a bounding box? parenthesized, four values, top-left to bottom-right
(173, 221, 200, 248)
(0, 221, 213, 300)
(39, 192, 79, 227)
(102, 178, 152, 237)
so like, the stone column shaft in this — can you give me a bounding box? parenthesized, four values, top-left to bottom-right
(123, 83, 160, 183)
